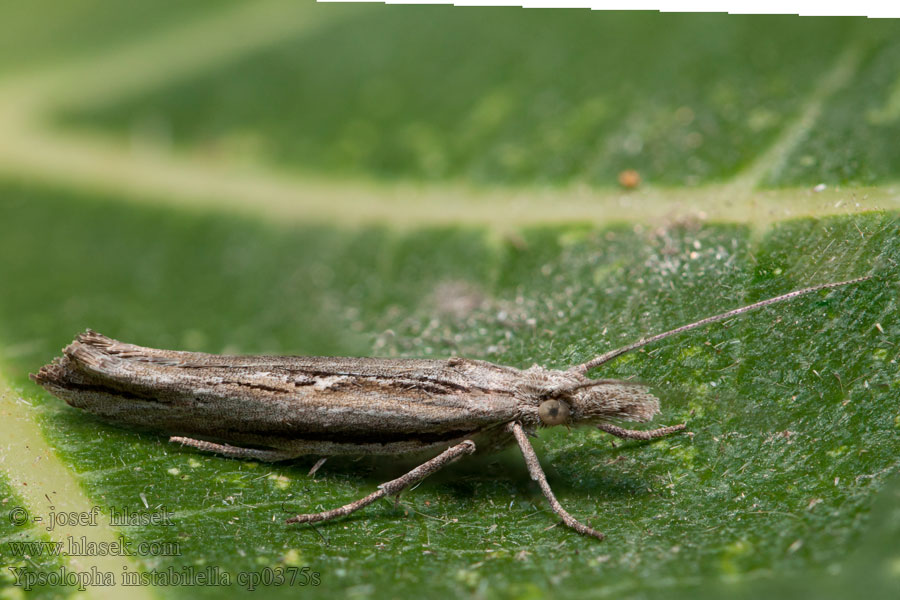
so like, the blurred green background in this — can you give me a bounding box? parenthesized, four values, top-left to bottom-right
(0, 2, 898, 599)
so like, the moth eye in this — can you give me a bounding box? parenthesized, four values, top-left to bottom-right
(538, 399, 570, 426)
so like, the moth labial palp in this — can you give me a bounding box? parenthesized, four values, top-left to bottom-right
(30, 275, 872, 540)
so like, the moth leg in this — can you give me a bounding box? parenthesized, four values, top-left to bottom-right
(597, 422, 686, 440)
(507, 421, 605, 540)
(169, 436, 300, 462)
(287, 439, 476, 525)
(308, 458, 327, 477)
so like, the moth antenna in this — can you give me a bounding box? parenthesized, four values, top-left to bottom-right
(572, 275, 872, 374)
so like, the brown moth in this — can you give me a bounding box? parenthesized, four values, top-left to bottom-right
(31, 276, 870, 540)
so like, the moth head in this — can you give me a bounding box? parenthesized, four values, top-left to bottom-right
(522, 367, 660, 427)
(560, 380, 660, 425)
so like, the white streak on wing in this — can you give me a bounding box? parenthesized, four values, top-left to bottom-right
(312, 376, 350, 391)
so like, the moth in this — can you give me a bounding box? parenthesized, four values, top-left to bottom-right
(31, 276, 869, 540)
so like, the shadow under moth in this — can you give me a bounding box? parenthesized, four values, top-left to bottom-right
(31, 276, 870, 540)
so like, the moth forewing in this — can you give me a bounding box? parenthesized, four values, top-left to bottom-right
(33, 332, 529, 456)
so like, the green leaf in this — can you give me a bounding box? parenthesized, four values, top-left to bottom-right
(1, 181, 897, 599)
(56, 7, 900, 187)
(1, 3, 899, 599)
(0, 0, 239, 77)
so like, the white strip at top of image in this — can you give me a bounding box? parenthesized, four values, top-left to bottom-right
(319, 0, 900, 19)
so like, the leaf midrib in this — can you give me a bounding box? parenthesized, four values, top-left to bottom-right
(0, 0, 896, 231)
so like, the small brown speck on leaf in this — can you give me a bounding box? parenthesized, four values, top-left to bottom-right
(618, 169, 641, 189)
